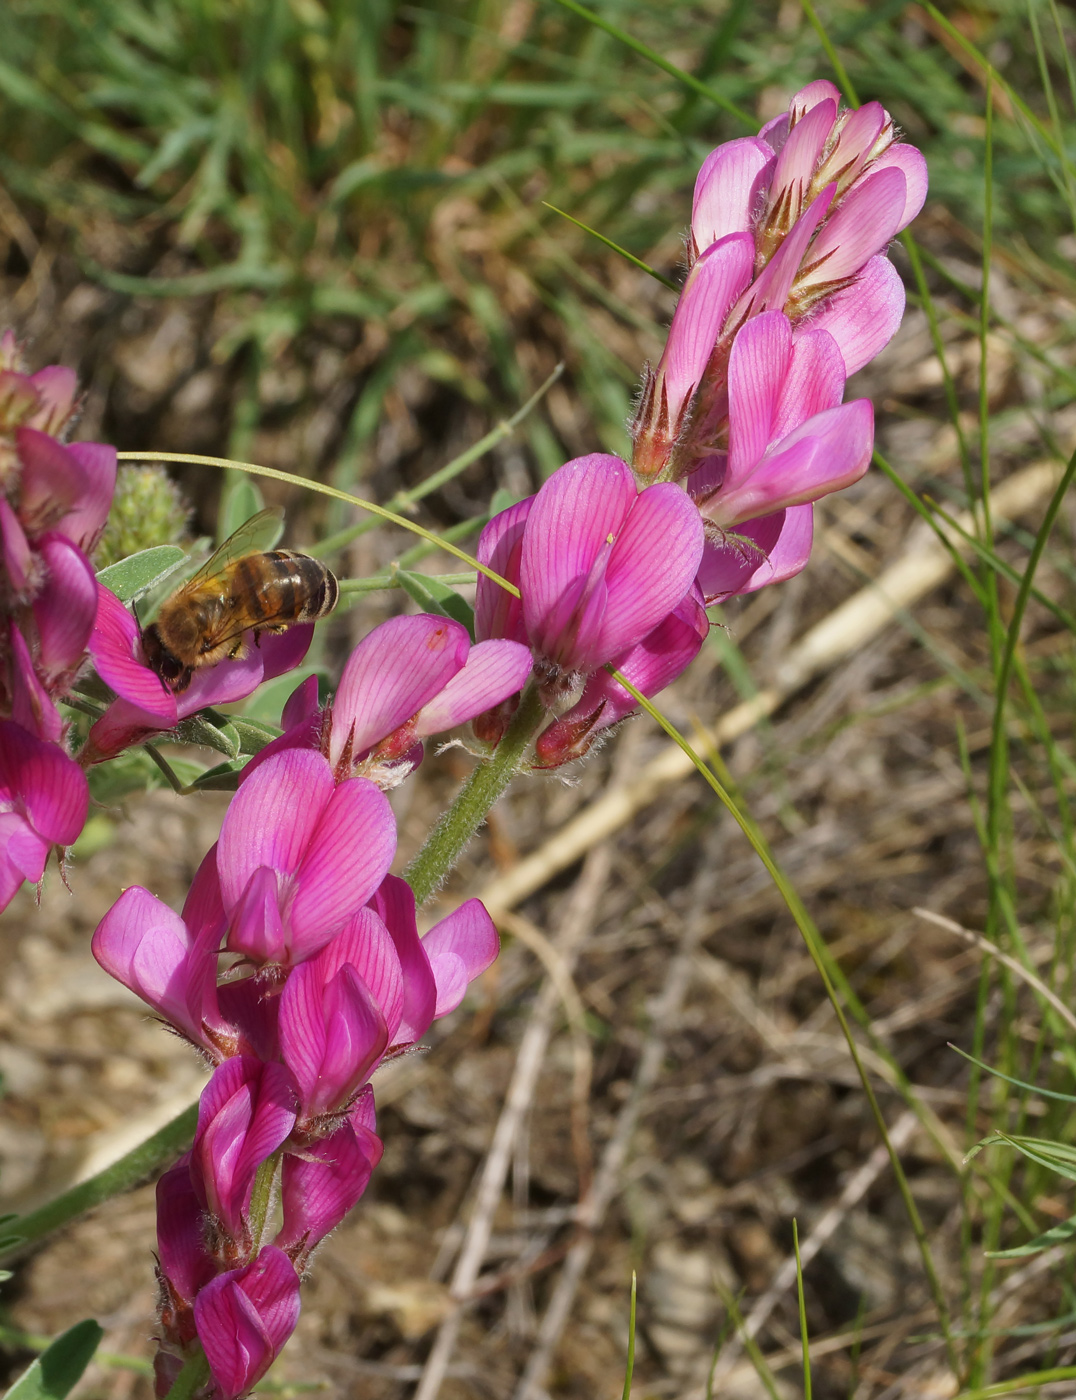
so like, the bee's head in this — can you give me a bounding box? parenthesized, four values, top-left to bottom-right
(141, 623, 191, 691)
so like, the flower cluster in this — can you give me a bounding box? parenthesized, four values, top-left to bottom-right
(0, 335, 117, 911)
(631, 80, 926, 601)
(466, 83, 924, 766)
(94, 746, 500, 1397)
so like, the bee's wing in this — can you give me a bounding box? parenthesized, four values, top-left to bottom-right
(183, 506, 286, 590)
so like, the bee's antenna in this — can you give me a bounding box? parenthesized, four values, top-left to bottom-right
(131, 595, 143, 630)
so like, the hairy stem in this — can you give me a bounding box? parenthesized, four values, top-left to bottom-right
(405, 683, 546, 906)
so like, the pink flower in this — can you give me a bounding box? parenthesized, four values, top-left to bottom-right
(687, 310, 873, 531)
(535, 588, 709, 766)
(217, 749, 396, 968)
(632, 235, 754, 480)
(475, 455, 704, 704)
(190, 1056, 297, 1254)
(277, 878, 499, 1128)
(631, 83, 921, 502)
(193, 1246, 301, 1400)
(277, 1094, 383, 1269)
(695, 504, 814, 604)
(155, 1158, 219, 1349)
(91, 849, 235, 1057)
(0, 719, 88, 912)
(247, 614, 533, 788)
(85, 586, 313, 761)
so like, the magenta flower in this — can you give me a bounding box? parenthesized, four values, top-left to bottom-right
(687, 310, 873, 533)
(695, 504, 814, 604)
(475, 454, 704, 706)
(217, 749, 396, 968)
(190, 1056, 298, 1255)
(631, 81, 921, 501)
(155, 1157, 219, 1347)
(0, 718, 89, 913)
(246, 614, 533, 789)
(535, 588, 709, 767)
(277, 1095, 384, 1268)
(91, 850, 235, 1057)
(278, 930, 390, 1127)
(85, 585, 313, 761)
(193, 1245, 301, 1400)
(632, 235, 754, 480)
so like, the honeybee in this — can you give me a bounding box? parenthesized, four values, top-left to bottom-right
(141, 507, 339, 692)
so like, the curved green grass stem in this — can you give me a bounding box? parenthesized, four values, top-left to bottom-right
(405, 682, 547, 907)
(610, 668, 961, 1379)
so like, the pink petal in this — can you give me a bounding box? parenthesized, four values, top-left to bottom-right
(282, 674, 320, 730)
(768, 97, 837, 217)
(475, 498, 531, 645)
(414, 639, 533, 736)
(277, 1118, 383, 1264)
(227, 865, 288, 965)
(175, 643, 266, 717)
(789, 80, 842, 121)
(260, 623, 314, 680)
(0, 812, 51, 895)
(869, 142, 928, 230)
(92, 886, 204, 1044)
(316, 907, 405, 1042)
(88, 586, 176, 723)
(328, 615, 470, 769)
(288, 777, 397, 956)
(422, 899, 500, 1018)
(535, 589, 708, 767)
(15, 428, 89, 535)
(27, 366, 78, 435)
(656, 233, 755, 424)
(799, 165, 907, 289)
(735, 184, 834, 321)
(156, 1159, 217, 1312)
(9, 625, 63, 743)
(367, 874, 437, 1045)
(61, 441, 117, 552)
(594, 484, 705, 664)
(772, 326, 846, 439)
(217, 749, 334, 911)
(726, 311, 794, 484)
(803, 254, 905, 376)
(0, 497, 33, 593)
(697, 505, 814, 602)
(279, 958, 387, 1116)
(713, 399, 874, 524)
(692, 139, 774, 249)
(31, 533, 98, 678)
(520, 454, 636, 658)
(814, 102, 887, 193)
(0, 718, 88, 846)
(195, 1247, 300, 1400)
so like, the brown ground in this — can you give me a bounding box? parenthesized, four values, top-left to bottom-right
(2, 202, 1075, 1400)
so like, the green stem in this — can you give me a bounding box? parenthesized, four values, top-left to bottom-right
(164, 1349, 211, 1400)
(247, 1152, 281, 1250)
(405, 683, 546, 906)
(0, 1103, 198, 1264)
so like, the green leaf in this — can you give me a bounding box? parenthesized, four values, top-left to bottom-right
(95, 546, 186, 601)
(2, 1319, 103, 1399)
(230, 716, 283, 755)
(171, 714, 241, 758)
(188, 760, 247, 791)
(395, 570, 475, 640)
(987, 1211, 1076, 1259)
